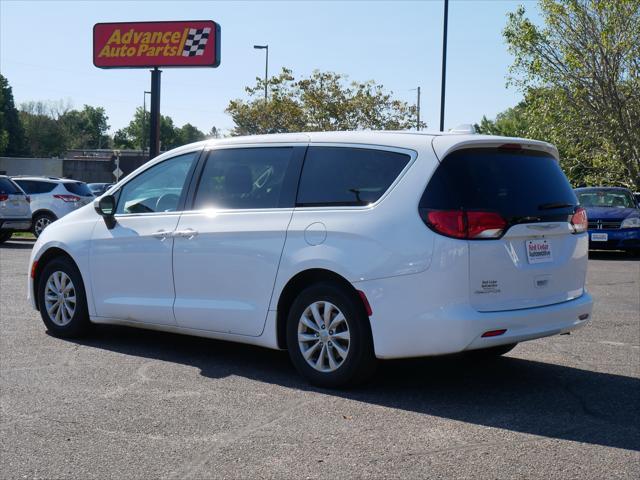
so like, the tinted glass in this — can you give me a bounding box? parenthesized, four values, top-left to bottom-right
(193, 147, 295, 210)
(420, 148, 577, 221)
(64, 182, 93, 196)
(14, 180, 56, 194)
(297, 147, 411, 206)
(116, 152, 197, 214)
(0, 178, 21, 194)
(576, 189, 636, 208)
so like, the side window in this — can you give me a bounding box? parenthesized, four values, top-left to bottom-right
(297, 147, 411, 206)
(115, 152, 198, 214)
(17, 181, 56, 194)
(14, 180, 35, 194)
(193, 147, 296, 210)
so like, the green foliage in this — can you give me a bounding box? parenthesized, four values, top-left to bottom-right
(226, 68, 424, 136)
(113, 107, 206, 151)
(0, 74, 27, 156)
(59, 105, 110, 149)
(502, 0, 640, 189)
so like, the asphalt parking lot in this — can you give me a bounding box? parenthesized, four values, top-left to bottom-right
(1, 239, 638, 479)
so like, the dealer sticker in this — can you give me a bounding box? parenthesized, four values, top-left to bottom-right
(526, 239, 553, 264)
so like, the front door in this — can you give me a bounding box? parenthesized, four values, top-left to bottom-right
(90, 150, 200, 324)
(172, 145, 304, 336)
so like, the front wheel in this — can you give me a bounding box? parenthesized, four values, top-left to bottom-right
(37, 256, 91, 337)
(286, 283, 376, 388)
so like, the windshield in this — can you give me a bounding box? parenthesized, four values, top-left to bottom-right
(576, 190, 636, 208)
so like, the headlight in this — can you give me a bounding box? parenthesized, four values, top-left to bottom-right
(621, 217, 640, 228)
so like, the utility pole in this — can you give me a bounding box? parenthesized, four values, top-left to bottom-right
(253, 44, 269, 100)
(149, 68, 161, 159)
(142, 90, 150, 154)
(439, 0, 449, 132)
(417, 86, 421, 131)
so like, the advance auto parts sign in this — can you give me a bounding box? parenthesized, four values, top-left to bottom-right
(93, 21, 220, 68)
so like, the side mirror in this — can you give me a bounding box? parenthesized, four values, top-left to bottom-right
(94, 195, 116, 228)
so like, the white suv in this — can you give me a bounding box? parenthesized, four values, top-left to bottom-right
(0, 175, 31, 243)
(28, 132, 593, 387)
(12, 177, 94, 237)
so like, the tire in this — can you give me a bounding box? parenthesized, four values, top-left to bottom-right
(286, 282, 377, 388)
(466, 343, 517, 359)
(37, 256, 91, 338)
(32, 212, 56, 238)
(0, 231, 12, 243)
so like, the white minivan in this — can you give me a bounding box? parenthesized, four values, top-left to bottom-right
(28, 131, 593, 387)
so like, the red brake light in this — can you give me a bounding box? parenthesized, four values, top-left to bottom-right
(570, 207, 588, 234)
(53, 194, 81, 202)
(423, 210, 507, 239)
(0, 194, 8, 202)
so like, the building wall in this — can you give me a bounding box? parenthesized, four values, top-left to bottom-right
(0, 157, 63, 177)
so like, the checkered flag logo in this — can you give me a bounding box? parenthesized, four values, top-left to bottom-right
(182, 27, 211, 57)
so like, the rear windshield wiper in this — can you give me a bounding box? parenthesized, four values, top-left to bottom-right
(538, 202, 575, 210)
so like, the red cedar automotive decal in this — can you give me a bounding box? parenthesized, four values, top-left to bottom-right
(93, 21, 220, 68)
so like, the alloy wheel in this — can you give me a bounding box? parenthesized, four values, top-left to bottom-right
(44, 271, 76, 326)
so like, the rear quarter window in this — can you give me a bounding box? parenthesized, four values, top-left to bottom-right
(64, 182, 93, 196)
(297, 147, 411, 206)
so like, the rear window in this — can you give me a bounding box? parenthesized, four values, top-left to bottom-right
(14, 180, 57, 194)
(297, 147, 411, 206)
(64, 182, 93, 196)
(0, 178, 22, 195)
(420, 148, 577, 221)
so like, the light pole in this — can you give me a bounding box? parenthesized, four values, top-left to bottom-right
(142, 90, 151, 153)
(439, 0, 449, 132)
(253, 44, 269, 101)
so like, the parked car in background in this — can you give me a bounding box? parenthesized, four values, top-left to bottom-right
(12, 177, 94, 238)
(28, 132, 593, 387)
(88, 183, 113, 197)
(0, 175, 31, 243)
(575, 187, 640, 254)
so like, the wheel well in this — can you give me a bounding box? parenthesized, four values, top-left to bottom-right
(33, 247, 78, 311)
(275, 268, 368, 350)
(32, 209, 58, 220)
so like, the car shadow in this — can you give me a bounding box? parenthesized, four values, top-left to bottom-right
(589, 250, 639, 261)
(0, 239, 35, 249)
(65, 324, 640, 452)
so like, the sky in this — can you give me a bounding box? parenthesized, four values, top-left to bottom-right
(0, 0, 542, 136)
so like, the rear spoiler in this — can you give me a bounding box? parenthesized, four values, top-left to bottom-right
(431, 135, 560, 162)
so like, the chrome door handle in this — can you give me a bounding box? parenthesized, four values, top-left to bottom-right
(151, 230, 169, 240)
(173, 229, 198, 239)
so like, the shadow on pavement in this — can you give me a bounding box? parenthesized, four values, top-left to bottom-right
(589, 250, 639, 261)
(66, 324, 640, 452)
(0, 239, 35, 250)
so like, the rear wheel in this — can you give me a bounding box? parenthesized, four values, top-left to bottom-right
(32, 212, 56, 238)
(37, 256, 90, 338)
(0, 231, 12, 243)
(467, 343, 517, 359)
(286, 282, 376, 388)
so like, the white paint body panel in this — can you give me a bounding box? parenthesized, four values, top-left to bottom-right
(28, 131, 593, 360)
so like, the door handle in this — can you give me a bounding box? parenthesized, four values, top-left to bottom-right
(173, 229, 198, 239)
(151, 230, 169, 240)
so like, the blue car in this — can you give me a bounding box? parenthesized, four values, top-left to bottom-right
(574, 187, 640, 253)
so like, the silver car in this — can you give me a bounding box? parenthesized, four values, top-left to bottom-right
(11, 177, 94, 237)
(0, 175, 31, 243)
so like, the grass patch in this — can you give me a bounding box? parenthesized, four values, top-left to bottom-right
(11, 232, 35, 240)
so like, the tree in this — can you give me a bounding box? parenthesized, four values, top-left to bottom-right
(503, 0, 640, 189)
(176, 123, 205, 145)
(226, 68, 424, 136)
(59, 105, 110, 149)
(0, 74, 27, 156)
(19, 101, 67, 157)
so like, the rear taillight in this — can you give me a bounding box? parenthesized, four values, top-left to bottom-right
(0, 194, 8, 202)
(570, 207, 588, 234)
(53, 194, 81, 202)
(421, 209, 507, 239)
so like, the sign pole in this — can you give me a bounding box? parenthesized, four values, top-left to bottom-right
(149, 67, 161, 159)
(439, 0, 449, 132)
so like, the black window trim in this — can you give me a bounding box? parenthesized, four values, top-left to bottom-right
(112, 147, 204, 217)
(184, 143, 307, 212)
(295, 143, 418, 209)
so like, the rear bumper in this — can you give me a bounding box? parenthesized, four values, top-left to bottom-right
(357, 272, 593, 359)
(587, 228, 640, 250)
(0, 217, 32, 231)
